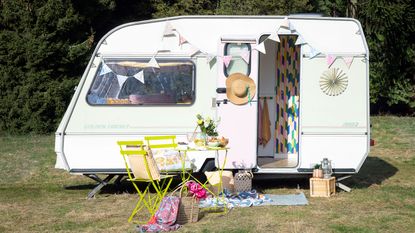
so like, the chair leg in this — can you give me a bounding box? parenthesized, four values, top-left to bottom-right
(129, 183, 154, 223)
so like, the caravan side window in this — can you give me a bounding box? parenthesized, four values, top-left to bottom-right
(87, 59, 195, 106)
(224, 43, 251, 77)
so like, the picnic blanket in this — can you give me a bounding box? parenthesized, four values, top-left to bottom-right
(199, 190, 308, 208)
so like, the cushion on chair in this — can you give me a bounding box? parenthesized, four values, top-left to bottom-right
(152, 149, 192, 171)
(128, 147, 161, 181)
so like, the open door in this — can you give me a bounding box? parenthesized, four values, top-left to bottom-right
(216, 35, 259, 169)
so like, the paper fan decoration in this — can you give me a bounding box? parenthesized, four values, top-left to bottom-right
(319, 68, 348, 96)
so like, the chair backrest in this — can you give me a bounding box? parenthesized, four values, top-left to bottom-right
(144, 135, 177, 149)
(117, 140, 161, 181)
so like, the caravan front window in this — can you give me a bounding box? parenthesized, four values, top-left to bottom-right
(87, 59, 195, 105)
(224, 43, 251, 77)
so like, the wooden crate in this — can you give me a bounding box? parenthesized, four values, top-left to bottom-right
(310, 177, 336, 197)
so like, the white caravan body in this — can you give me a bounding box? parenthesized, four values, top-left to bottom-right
(55, 16, 370, 176)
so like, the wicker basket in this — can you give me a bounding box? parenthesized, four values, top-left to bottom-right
(234, 170, 253, 193)
(172, 182, 199, 224)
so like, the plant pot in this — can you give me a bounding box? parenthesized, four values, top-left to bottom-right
(313, 169, 323, 178)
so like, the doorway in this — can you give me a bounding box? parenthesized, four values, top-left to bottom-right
(257, 35, 300, 168)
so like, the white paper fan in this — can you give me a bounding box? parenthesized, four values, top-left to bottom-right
(319, 68, 348, 96)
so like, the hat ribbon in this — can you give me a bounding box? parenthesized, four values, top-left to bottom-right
(246, 85, 252, 106)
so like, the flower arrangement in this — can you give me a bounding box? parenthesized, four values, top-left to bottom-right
(196, 114, 219, 137)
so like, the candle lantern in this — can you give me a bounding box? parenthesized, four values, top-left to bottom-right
(321, 158, 333, 179)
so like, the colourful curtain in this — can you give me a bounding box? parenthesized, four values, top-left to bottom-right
(275, 36, 300, 154)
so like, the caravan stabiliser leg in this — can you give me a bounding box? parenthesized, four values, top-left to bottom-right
(85, 174, 116, 199)
(336, 175, 352, 192)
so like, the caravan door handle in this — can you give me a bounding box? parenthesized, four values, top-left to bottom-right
(216, 88, 226, 94)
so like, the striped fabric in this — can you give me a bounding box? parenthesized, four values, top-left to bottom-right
(275, 36, 300, 154)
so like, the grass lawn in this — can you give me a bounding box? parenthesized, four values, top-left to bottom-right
(0, 116, 414, 232)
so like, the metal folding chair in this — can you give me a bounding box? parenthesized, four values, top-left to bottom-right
(117, 140, 175, 223)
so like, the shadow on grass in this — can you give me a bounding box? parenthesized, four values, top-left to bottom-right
(253, 156, 398, 191)
(64, 176, 194, 196)
(64, 156, 397, 196)
(346, 156, 398, 189)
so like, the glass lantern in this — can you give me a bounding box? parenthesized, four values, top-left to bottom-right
(321, 158, 333, 179)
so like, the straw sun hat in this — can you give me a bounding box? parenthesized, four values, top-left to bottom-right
(226, 73, 256, 105)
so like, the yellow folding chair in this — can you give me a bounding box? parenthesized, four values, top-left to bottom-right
(117, 140, 175, 223)
(144, 135, 189, 181)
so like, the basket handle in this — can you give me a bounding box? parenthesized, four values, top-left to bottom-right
(170, 180, 189, 198)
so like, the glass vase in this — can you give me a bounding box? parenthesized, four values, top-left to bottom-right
(194, 132, 207, 147)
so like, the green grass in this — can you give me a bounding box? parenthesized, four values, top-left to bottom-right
(1, 116, 414, 232)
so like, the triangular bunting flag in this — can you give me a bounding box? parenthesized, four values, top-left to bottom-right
(133, 70, 145, 84)
(223, 55, 232, 68)
(326, 54, 336, 67)
(343, 56, 354, 69)
(281, 17, 290, 28)
(179, 34, 187, 46)
(206, 54, 216, 64)
(289, 21, 296, 32)
(267, 31, 280, 42)
(189, 45, 200, 57)
(147, 57, 160, 68)
(240, 51, 250, 64)
(309, 45, 321, 59)
(117, 75, 129, 87)
(99, 62, 112, 76)
(253, 41, 266, 54)
(295, 34, 306, 45)
(163, 22, 175, 36)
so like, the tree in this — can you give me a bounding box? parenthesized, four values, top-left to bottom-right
(357, 0, 415, 113)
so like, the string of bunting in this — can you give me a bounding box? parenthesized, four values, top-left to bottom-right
(98, 17, 356, 84)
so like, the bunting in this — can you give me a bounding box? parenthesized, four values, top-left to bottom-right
(189, 45, 200, 57)
(147, 57, 160, 68)
(133, 70, 145, 84)
(163, 22, 175, 36)
(281, 17, 290, 28)
(253, 41, 266, 54)
(267, 31, 280, 43)
(326, 54, 336, 67)
(342, 56, 354, 69)
(206, 54, 216, 64)
(309, 45, 321, 59)
(117, 75, 129, 87)
(179, 35, 187, 46)
(294, 34, 306, 45)
(222, 55, 232, 68)
(240, 51, 250, 64)
(99, 62, 112, 76)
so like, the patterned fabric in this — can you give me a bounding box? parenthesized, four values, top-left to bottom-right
(275, 36, 300, 154)
(138, 196, 181, 232)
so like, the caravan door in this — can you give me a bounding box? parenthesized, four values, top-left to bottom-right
(216, 35, 258, 169)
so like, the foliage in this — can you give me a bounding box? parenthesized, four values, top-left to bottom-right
(196, 114, 218, 136)
(357, 0, 415, 114)
(0, 0, 413, 134)
(0, 0, 153, 134)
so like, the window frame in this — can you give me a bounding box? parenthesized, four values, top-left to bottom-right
(86, 58, 196, 107)
(223, 43, 251, 77)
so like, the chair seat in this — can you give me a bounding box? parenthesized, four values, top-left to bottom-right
(127, 174, 176, 182)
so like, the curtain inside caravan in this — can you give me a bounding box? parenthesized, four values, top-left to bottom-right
(275, 36, 300, 154)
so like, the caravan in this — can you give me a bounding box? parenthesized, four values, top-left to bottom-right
(55, 15, 370, 192)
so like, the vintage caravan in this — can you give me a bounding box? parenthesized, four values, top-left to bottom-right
(55, 15, 370, 193)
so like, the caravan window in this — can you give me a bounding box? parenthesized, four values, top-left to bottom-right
(224, 43, 251, 77)
(87, 59, 195, 105)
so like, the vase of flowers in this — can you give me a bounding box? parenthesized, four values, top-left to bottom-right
(194, 114, 219, 146)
